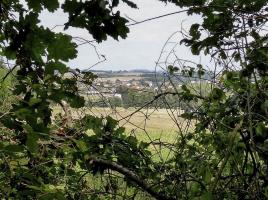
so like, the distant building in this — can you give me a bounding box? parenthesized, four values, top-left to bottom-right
(114, 93, 122, 99)
(86, 90, 99, 95)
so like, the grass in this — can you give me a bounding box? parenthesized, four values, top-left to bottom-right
(52, 106, 194, 162)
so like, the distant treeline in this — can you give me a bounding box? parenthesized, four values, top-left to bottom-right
(86, 85, 200, 111)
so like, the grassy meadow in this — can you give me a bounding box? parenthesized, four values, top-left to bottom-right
(53, 106, 194, 162)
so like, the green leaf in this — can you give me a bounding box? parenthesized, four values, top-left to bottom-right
(112, 0, 119, 7)
(27, 185, 42, 191)
(47, 33, 77, 61)
(26, 133, 39, 153)
(263, 139, 268, 150)
(62, 0, 130, 42)
(4, 145, 24, 153)
(139, 141, 150, 149)
(190, 23, 201, 39)
(45, 61, 68, 75)
(122, 0, 138, 8)
(26, 0, 42, 12)
(210, 88, 224, 100)
(255, 123, 266, 137)
(191, 42, 201, 55)
(26, 0, 59, 12)
(82, 115, 103, 132)
(201, 192, 213, 200)
(265, 186, 268, 198)
(43, 0, 60, 12)
(167, 65, 179, 75)
(219, 50, 227, 59)
(69, 95, 85, 108)
(75, 140, 88, 152)
(127, 135, 138, 146)
(29, 97, 42, 106)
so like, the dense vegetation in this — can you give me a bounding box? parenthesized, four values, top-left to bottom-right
(0, 0, 268, 199)
(88, 85, 203, 110)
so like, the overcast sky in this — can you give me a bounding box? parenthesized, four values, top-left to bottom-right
(40, 0, 203, 71)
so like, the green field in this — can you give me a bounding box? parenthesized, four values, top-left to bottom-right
(53, 106, 194, 162)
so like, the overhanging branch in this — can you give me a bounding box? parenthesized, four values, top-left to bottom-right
(88, 156, 176, 200)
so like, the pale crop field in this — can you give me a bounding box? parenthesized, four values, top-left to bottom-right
(53, 106, 191, 140)
(53, 106, 194, 161)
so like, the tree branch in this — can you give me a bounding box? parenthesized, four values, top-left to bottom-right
(127, 10, 189, 26)
(119, 91, 205, 122)
(88, 156, 175, 200)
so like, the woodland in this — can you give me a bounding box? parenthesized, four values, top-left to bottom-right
(0, 0, 268, 199)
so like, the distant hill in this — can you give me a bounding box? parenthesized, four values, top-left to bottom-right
(86, 69, 214, 84)
(88, 69, 155, 74)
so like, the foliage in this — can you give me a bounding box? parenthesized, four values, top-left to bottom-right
(1, 0, 268, 199)
(160, 0, 268, 198)
(0, 66, 16, 110)
(0, 0, 139, 198)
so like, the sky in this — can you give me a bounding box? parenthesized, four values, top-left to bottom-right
(40, 0, 203, 71)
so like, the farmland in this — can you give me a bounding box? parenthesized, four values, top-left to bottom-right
(53, 105, 195, 163)
(53, 106, 191, 142)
